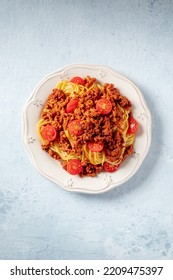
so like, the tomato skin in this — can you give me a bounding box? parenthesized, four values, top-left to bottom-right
(127, 117, 139, 134)
(88, 142, 104, 152)
(103, 162, 120, 172)
(70, 76, 85, 86)
(68, 120, 83, 136)
(67, 159, 83, 175)
(41, 125, 57, 141)
(96, 99, 112, 114)
(66, 99, 78, 113)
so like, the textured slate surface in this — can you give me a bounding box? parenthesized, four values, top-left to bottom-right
(0, 0, 173, 259)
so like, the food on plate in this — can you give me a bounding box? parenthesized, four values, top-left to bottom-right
(36, 76, 139, 176)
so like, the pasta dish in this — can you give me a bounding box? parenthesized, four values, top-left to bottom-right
(36, 76, 138, 176)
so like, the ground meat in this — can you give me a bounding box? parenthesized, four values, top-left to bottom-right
(81, 163, 103, 177)
(84, 76, 96, 88)
(38, 76, 135, 176)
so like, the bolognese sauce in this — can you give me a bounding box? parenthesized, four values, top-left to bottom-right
(36, 76, 138, 177)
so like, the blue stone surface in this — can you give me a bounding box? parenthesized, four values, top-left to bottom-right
(0, 0, 173, 259)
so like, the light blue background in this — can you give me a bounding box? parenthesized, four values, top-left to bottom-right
(0, 0, 173, 260)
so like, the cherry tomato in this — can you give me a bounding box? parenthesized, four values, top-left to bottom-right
(96, 99, 112, 114)
(67, 159, 83, 175)
(70, 76, 85, 86)
(103, 162, 120, 172)
(88, 142, 104, 152)
(127, 117, 139, 134)
(41, 125, 57, 141)
(68, 120, 83, 136)
(66, 99, 78, 113)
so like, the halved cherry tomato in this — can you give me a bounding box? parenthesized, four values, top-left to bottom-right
(103, 162, 120, 172)
(96, 99, 112, 114)
(127, 117, 139, 134)
(41, 125, 57, 141)
(88, 142, 104, 152)
(68, 120, 83, 136)
(67, 159, 83, 175)
(70, 76, 85, 86)
(66, 99, 78, 113)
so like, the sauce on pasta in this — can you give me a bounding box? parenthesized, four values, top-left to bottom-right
(36, 76, 138, 176)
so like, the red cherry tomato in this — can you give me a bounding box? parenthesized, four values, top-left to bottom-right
(66, 99, 79, 113)
(70, 76, 85, 86)
(96, 99, 112, 114)
(68, 120, 83, 136)
(67, 159, 83, 175)
(88, 142, 104, 152)
(103, 162, 120, 173)
(41, 125, 57, 141)
(127, 117, 139, 134)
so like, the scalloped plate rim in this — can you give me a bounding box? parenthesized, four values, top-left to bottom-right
(22, 64, 152, 194)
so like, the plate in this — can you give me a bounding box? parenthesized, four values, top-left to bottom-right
(23, 64, 152, 194)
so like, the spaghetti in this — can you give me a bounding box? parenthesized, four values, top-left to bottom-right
(36, 76, 138, 176)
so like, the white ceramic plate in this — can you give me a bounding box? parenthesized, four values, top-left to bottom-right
(23, 64, 151, 194)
